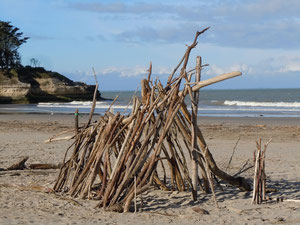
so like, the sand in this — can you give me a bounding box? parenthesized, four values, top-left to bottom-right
(0, 114, 300, 224)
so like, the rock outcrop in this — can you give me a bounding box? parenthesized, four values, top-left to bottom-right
(0, 66, 103, 103)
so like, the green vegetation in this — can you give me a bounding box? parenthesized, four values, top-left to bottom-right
(1, 66, 74, 85)
(0, 66, 101, 104)
(0, 21, 29, 71)
(15, 66, 74, 84)
(0, 21, 103, 104)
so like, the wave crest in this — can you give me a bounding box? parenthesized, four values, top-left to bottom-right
(224, 100, 300, 108)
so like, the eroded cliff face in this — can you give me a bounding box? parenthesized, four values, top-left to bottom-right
(0, 67, 101, 103)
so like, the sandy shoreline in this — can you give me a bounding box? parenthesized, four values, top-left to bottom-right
(0, 113, 299, 224)
(2, 112, 300, 126)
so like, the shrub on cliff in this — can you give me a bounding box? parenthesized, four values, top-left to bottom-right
(0, 21, 29, 71)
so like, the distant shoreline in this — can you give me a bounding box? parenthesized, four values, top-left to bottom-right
(1, 109, 300, 119)
(1, 113, 300, 126)
(1, 88, 300, 117)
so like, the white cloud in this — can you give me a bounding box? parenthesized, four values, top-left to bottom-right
(204, 63, 252, 77)
(204, 65, 226, 76)
(100, 65, 172, 78)
(279, 65, 300, 73)
(101, 65, 147, 77)
(69, 0, 300, 49)
(204, 56, 300, 77)
(277, 56, 300, 73)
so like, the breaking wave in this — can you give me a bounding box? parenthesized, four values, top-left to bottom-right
(224, 100, 300, 108)
(38, 101, 132, 109)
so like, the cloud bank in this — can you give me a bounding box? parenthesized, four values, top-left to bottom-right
(68, 0, 300, 49)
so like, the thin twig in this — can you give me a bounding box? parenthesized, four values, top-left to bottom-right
(226, 136, 241, 171)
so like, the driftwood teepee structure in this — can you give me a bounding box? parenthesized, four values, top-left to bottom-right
(53, 27, 251, 212)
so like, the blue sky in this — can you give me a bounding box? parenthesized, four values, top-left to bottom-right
(1, 0, 300, 91)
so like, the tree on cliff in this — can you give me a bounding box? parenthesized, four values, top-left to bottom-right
(0, 21, 29, 71)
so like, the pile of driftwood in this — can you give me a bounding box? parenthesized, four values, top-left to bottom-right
(252, 138, 271, 204)
(53, 28, 251, 212)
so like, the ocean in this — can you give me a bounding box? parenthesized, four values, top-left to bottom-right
(1, 89, 300, 117)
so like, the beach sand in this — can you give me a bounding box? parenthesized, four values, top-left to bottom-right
(0, 114, 300, 224)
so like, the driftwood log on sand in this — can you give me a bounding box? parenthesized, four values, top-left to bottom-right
(52, 28, 251, 212)
(0, 157, 61, 171)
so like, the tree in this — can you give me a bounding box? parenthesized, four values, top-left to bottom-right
(0, 21, 29, 71)
(30, 58, 40, 67)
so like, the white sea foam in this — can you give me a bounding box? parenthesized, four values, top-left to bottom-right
(195, 107, 300, 112)
(224, 100, 300, 108)
(37, 101, 132, 109)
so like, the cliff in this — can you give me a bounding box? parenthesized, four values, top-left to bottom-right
(0, 66, 103, 103)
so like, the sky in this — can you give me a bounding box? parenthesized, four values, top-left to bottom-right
(1, 0, 300, 91)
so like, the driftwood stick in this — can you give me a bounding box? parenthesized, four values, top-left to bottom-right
(134, 176, 137, 213)
(233, 159, 253, 177)
(285, 199, 300, 203)
(226, 136, 241, 171)
(85, 69, 99, 128)
(45, 129, 75, 143)
(147, 61, 152, 82)
(191, 71, 242, 91)
(262, 138, 271, 202)
(181, 28, 210, 74)
(92, 67, 98, 84)
(252, 141, 260, 204)
(179, 103, 251, 191)
(167, 27, 209, 87)
(174, 112, 210, 192)
(7, 157, 29, 170)
(4, 158, 60, 171)
(196, 125, 251, 191)
(252, 138, 271, 204)
(167, 53, 186, 86)
(45, 135, 74, 143)
(123, 183, 153, 213)
(197, 156, 211, 193)
(75, 108, 79, 134)
(29, 163, 61, 170)
(191, 56, 201, 200)
(204, 147, 219, 208)
(180, 71, 242, 96)
(107, 95, 119, 114)
(110, 121, 134, 179)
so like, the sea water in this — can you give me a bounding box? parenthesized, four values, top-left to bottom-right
(1, 89, 300, 117)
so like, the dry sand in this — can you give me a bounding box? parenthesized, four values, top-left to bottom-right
(0, 114, 300, 224)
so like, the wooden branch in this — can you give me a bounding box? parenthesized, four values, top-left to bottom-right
(29, 163, 61, 170)
(85, 82, 99, 127)
(147, 61, 152, 82)
(84, 67, 99, 128)
(75, 108, 79, 134)
(285, 199, 300, 203)
(44, 129, 75, 143)
(166, 27, 210, 87)
(7, 157, 29, 170)
(204, 147, 219, 208)
(191, 56, 201, 200)
(180, 71, 242, 96)
(180, 103, 252, 191)
(45, 135, 74, 143)
(4, 157, 60, 171)
(252, 138, 271, 204)
(226, 136, 241, 171)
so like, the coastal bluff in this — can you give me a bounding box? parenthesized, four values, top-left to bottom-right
(0, 66, 103, 103)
